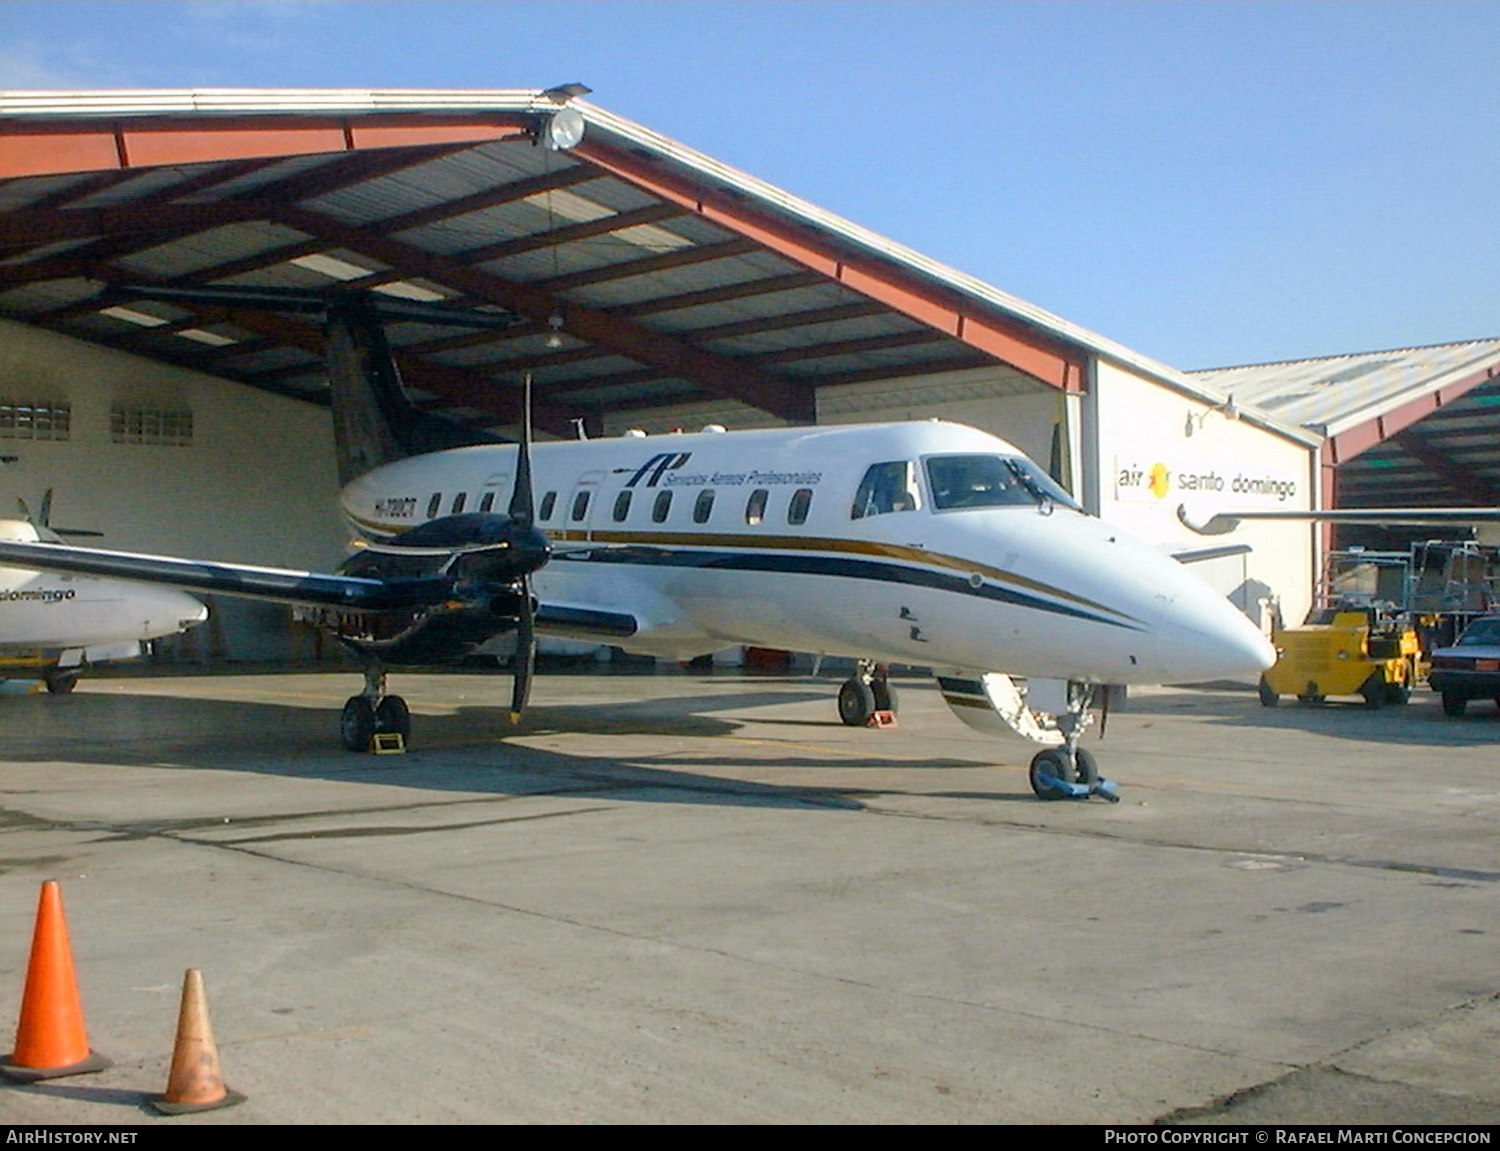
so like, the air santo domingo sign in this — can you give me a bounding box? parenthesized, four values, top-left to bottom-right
(1113, 456, 1299, 506)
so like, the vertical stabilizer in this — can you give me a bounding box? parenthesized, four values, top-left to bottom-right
(325, 294, 506, 485)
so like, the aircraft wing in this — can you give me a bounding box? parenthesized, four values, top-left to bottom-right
(0, 537, 410, 610)
(1177, 504, 1500, 537)
(0, 537, 643, 640)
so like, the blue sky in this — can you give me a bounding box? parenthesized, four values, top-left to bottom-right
(1, 1, 1495, 371)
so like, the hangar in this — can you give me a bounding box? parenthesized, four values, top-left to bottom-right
(0, 88, 1487, 662)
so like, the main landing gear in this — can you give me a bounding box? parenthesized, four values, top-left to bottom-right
(837, 661, 898, 726)
(341, 666, 412, 752)
(1026, 684, 1119, 803)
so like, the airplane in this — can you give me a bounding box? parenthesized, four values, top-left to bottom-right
(0, 496, 208, 693)
(0, 288, 1276, 802)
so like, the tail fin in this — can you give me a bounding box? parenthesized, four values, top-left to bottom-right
(325, 294, 503, 485)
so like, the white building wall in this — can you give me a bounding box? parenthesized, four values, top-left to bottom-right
(0, 319, 344, 659)
(1090, 359, 1317, 628)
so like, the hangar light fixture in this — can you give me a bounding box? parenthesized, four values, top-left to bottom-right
(1184, 395, 1240, 437)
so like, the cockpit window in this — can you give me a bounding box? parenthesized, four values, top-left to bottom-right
(925, 455, 1081, 512)
(851, 461, 920, 520)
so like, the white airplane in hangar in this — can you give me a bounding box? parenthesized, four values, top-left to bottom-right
(0, 495, 208, 693)
(0, 289, 1275, 802)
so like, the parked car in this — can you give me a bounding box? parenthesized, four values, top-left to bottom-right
(1428, 616, 1500, 717)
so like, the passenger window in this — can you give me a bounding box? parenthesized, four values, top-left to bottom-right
(570, 491, 591, 522)
(479, 492, 495, 513)
(612, 490, 632, 522)
(851, 462, 919, 520)
(693, 489, 715, 524)
(539, 491, 557, 521)
(451, 492, 467, 515)
(427, 492, 442, 519)
(788, 488, 813, 525)
(745, 489, 769, 525)
(652, 490, 673, 523)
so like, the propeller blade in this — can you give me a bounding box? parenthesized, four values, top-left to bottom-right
(508, 579, 536, 724)
(16, 497, 33, 526)
(509, 372, 535, 529)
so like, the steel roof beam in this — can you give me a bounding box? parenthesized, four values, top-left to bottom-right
(685, 301, 887, 342)
(460, 203, 687, 264)
(273, 204, 816, 423)
(573, 138, 1085, 393)
(1390, 429, 1500, 505)
(535, 237, 757, 292)
(0, 114, 533, 180)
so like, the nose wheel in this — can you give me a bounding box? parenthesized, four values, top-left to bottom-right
(1026, 684, 1118, 802)
(341, 667, 412, 752)
(1029, 747, 1119, 802)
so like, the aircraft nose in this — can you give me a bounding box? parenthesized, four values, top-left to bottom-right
(1156, 591, 1277, 682)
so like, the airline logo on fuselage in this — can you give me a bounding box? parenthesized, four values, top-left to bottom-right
(620, 452, 823, 490)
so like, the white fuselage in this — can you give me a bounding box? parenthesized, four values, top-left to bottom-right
(340, 421, 1275, 685)
(0, 520, 208, 656)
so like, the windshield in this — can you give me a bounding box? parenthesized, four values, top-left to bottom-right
(925, 455, 1081, 512)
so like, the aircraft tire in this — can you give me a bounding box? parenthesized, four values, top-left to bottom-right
(872, 678, 899, 714)
(44, 671, 78, 695)
(375, 695, 412, 740)
(341, 696, 378, 752)
(1074, 747, 1100, 787)
(837, 679, 876, 726)
(1029, 748, 1077, 800)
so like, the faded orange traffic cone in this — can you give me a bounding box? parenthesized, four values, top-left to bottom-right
(150, 968, 245, 1115)
(1, 880, 110, 1081)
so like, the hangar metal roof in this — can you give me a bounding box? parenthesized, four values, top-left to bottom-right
(1191, 340, 1500, 508)
(0, 87, 1311, 444)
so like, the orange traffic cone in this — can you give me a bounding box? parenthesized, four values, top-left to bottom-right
(1, 880, 110, 1081)
(150, 968, 245, 1115)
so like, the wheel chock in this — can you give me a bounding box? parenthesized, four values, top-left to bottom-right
(865, 710, 898, 729)
(371, 732, 406, 754)
(1, 881, 111, 1082)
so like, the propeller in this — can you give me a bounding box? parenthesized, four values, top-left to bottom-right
(508, 372, 538, 724)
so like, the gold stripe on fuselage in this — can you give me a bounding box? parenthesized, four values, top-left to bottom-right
(345, 514, 1138, 624)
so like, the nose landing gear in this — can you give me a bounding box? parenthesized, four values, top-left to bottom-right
(1026, 685, 1119, 802)
(341, 666, 412, 752)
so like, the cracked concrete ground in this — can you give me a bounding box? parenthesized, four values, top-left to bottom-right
(0, 668, 1496, 1124)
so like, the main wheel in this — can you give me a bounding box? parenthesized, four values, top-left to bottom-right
(1257, 678, 1279, 707)
(375, 695, 412, 740)
(1442, 692, 1467, 718)
(341, 696, 378, 751)
(838, 679, 876, 726)
(44, 670, 78, 695)
(1029, 747, 1078, 800)
(872, 678, 899, 714)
